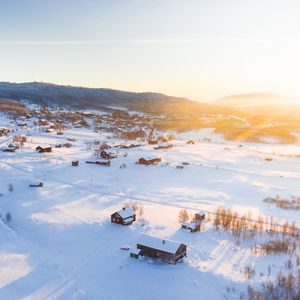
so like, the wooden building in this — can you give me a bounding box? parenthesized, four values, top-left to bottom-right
(29, 182, 43, 187)
(100, 150, 117, 159)
(36, 146, 52, 153)
(86, 160, 111, 166)
(137, 157, 161, 166)
(181, 211, 205, 233)
(111, 207, 136, 225)
(181, 221, 199, 233)
(72, 160, 79, 167)
(134, 235, 187, 264)
(0, 128, 10, 136)
(194, 211, 205, 223)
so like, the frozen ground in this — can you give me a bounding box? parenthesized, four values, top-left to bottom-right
(0, 114, 300, 299)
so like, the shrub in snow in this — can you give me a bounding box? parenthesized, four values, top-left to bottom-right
(5, 212, 12, 223)
(178, 209, 189, 222)
(8, 183, 14, 192)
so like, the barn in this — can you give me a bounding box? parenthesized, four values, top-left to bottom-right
(135, 235, 187, 264)
(111, 207, 136, 225)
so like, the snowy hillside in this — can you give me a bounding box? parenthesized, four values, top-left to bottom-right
(0, 82, 189, 110)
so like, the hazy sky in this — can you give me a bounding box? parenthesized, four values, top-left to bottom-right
(1, 0, 300, 101)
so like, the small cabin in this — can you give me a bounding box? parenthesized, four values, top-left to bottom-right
(0, 128, 10, 136)
(72, 160, 79, 167)
(29, 182, 43, 188)
(99, 144, 111, 151)
(1, 147, 16, 152)
(111, 207, 136, 225)
(181, 211, 205, 233)
(134, 235, 187, 264)
(187, 139, 196, 145)
(137, 157, 161, 166)
(148, 139, 158, 145)
(194, 211, 205, 223)
(36, 146, 52, 153)
(181, 221, 199, 233)
(100, 150, 117, 159)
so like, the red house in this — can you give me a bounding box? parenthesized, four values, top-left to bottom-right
(36, 146, 52, 153)
(111, 207, 136, 225)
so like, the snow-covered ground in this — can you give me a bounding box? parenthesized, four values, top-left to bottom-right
(1, 114, 300, 299)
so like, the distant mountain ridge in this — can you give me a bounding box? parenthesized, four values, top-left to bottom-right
(0, 81, 190, 110)
(212, 92, 298, 108)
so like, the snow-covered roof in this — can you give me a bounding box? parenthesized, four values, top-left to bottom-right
(130, 248, 141, 255)
(195, 211, 205, 216)
(116, 207, 135, 219)
(137, 235, 184, 254)
(181, 221, 197, 229)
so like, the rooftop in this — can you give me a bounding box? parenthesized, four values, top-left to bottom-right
(137, 235, 184, 254)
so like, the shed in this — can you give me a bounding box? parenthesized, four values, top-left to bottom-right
(100, 150, 117, 159)
(137, 157, 161, 166)
(181, 221, 199, 233)
(29, 182, 43, 188)
(136, 235, 187, 264)
(130, 248, 142, 259)
(187, 139, 196, 145)
(72, 160, 79, 167)
(194, 211, 205, 223)
(111, 207, 136, 225)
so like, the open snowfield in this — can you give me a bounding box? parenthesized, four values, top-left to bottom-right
(1, 114, 300, 299)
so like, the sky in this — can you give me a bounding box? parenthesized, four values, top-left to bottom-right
(1, 0, 300, 102)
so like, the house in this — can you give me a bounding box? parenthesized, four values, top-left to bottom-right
(0, 128, 10, 136)
(86, 160, 111, 166)
(148, 139, 158, 145)
(8, 143, 19, 149)
(1, 146, 16, 152)
(137, 157, 161, 165)
(17, 123, 27, 128)
(29, 182, 43, 187)
(111, 207, 136, 225)
(181, 211, 205, 233)
(100, 150, 117, 159)
(133, 235, 187, 264)
(194, 211, 205, 223)
(99, 143, 111, 151)
(72, 160, 79, 166)
(154, 144, 174, 150)
(187, 139, 196, 145)
(46, 128, 56, 134)
(181, 221, 199, 232)
(36, 146, 52, 153)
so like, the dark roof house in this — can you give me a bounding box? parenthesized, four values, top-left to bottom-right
(133, 235, 187, 264)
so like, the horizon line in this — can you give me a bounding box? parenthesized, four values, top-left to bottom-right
(1, 38, 300, 46)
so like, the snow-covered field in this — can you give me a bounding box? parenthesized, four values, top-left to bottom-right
(1, 114, 300, 300)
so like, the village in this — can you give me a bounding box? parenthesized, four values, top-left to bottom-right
(1, 101, 300, 299)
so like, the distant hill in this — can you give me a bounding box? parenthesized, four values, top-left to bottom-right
(212, 92, 298, 108)
(0, 82, 190, 111)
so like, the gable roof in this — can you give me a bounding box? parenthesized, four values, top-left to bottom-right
(115, 207, 135, 219)
(137, 234, 184, 254)
(195, 211, 205, 216)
